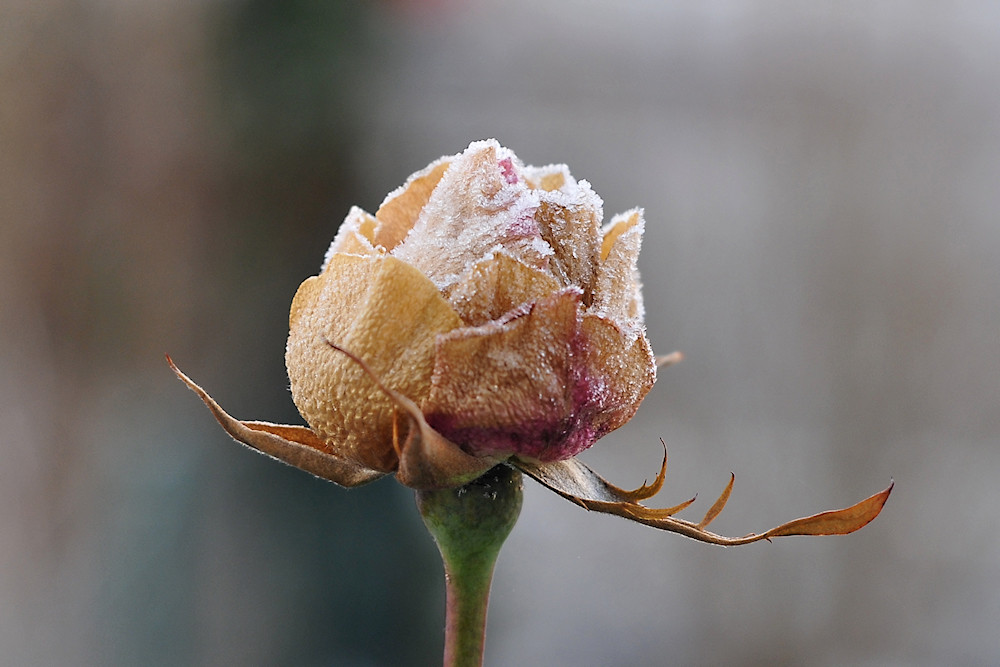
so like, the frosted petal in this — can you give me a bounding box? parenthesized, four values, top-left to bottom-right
(447, 251, 560, 326)
(324, 207, 381, 268)
(523, 163, 570, 192)
(422, 288, 587, 462)
(375, 157, 452, 251)
(593, 209, 645, 336)
(579, 313, 656, 435)
(531, 174, 604, 301)
(392, 139, 551, 290)
(286, 254, 464, 471)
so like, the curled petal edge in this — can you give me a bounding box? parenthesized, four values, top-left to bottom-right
(167, 355, 385, 487)
(514, 455, 893, 546)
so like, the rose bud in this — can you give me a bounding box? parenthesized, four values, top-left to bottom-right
(170, 139, 891, 544)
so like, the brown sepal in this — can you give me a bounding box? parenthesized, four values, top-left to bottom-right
(655, 351, 684, 368)
(514, 455, 892, 546)
(167, 355, 385, 487)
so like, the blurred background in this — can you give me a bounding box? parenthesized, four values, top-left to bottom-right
(2, 1, 998, 665)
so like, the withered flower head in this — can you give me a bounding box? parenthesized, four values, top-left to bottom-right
(170, 139, 890, 545)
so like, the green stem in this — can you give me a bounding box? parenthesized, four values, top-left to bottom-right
(416, 464, 523, 667)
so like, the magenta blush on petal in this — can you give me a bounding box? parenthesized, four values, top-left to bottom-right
(425, 406, 601, 463)
(422, 307, 621, 463)
(498, 157, 518, 184)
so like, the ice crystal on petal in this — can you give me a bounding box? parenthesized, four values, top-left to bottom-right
(593, 209, 646, 340)
(325, 206, 380, 265)
(394, 140, 552, 290)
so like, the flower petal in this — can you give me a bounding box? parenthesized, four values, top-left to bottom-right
(425, 288, 656, 462)
(524, 165, 604, 301)
(393, 139, 551, 290)
(516, 456, 893, 546)
(324, 343, 502, 490)
(375, 157, 452, 251)
(423, 288, 592, 461)
(447, 251, 560, 326)
(579, 313, 656, 436)
(167, 356, 384, 487)
(325, 206, 381, 262)
(286, 254, 464, 472)
(593, 209, 645, 336)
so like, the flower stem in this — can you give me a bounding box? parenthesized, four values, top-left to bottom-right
(416, 464, 523, 667)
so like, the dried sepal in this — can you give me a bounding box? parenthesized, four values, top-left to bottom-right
(655, 351, 684, 368)
(166, 355, 385, 487)
(514, 455, 893, 546)
(696, 473, 734, 529)
(324, 343, 502, 490)
(614, 440, 668, 503)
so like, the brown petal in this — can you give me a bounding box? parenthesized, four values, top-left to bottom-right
(515, 456, 893, 546)
(286, 254, 464, 472)
(167, 356, 384, 487)
(422, 288, 588, 461)
(592, 209, 645, 334)
(579, 313, 656, 435)
(523, 164, 567, 192)
(325, 343, 502, 490)
(525, 166, 603, 302)
(392, 140, 550, 289)
(375, 158, 451, 251)
(326, 206, 381, 258)
(447, 251, 560, 326)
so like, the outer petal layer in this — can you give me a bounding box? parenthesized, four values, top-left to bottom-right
(286, 254, 464, 471)
(423, 288, 654, 462)
(579, 313, 656, 436)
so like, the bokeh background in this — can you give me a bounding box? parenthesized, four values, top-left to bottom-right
(3, 1, 998, 665)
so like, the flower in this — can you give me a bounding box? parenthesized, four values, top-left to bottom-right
(169, 139, 891, 544)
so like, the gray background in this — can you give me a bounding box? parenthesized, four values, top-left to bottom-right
(2, 1, 997, 665)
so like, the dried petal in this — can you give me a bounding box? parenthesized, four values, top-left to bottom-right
(423, 288, 586, 461)
(393, 140, 551, 290)
(375, 158, 451, 251)
(579, 313, 656, 436)
(526, 167, 604, 302)
(325, 343, 501, 489)
(593, 209, 645, 336)
(523, 163, 567, 192)
(516, 456, 893, 546)
(447, 251, 560, 326)
(325, 206, 380, 262)
(287, 254, 463, 471)
(167, 356, 384, 487)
